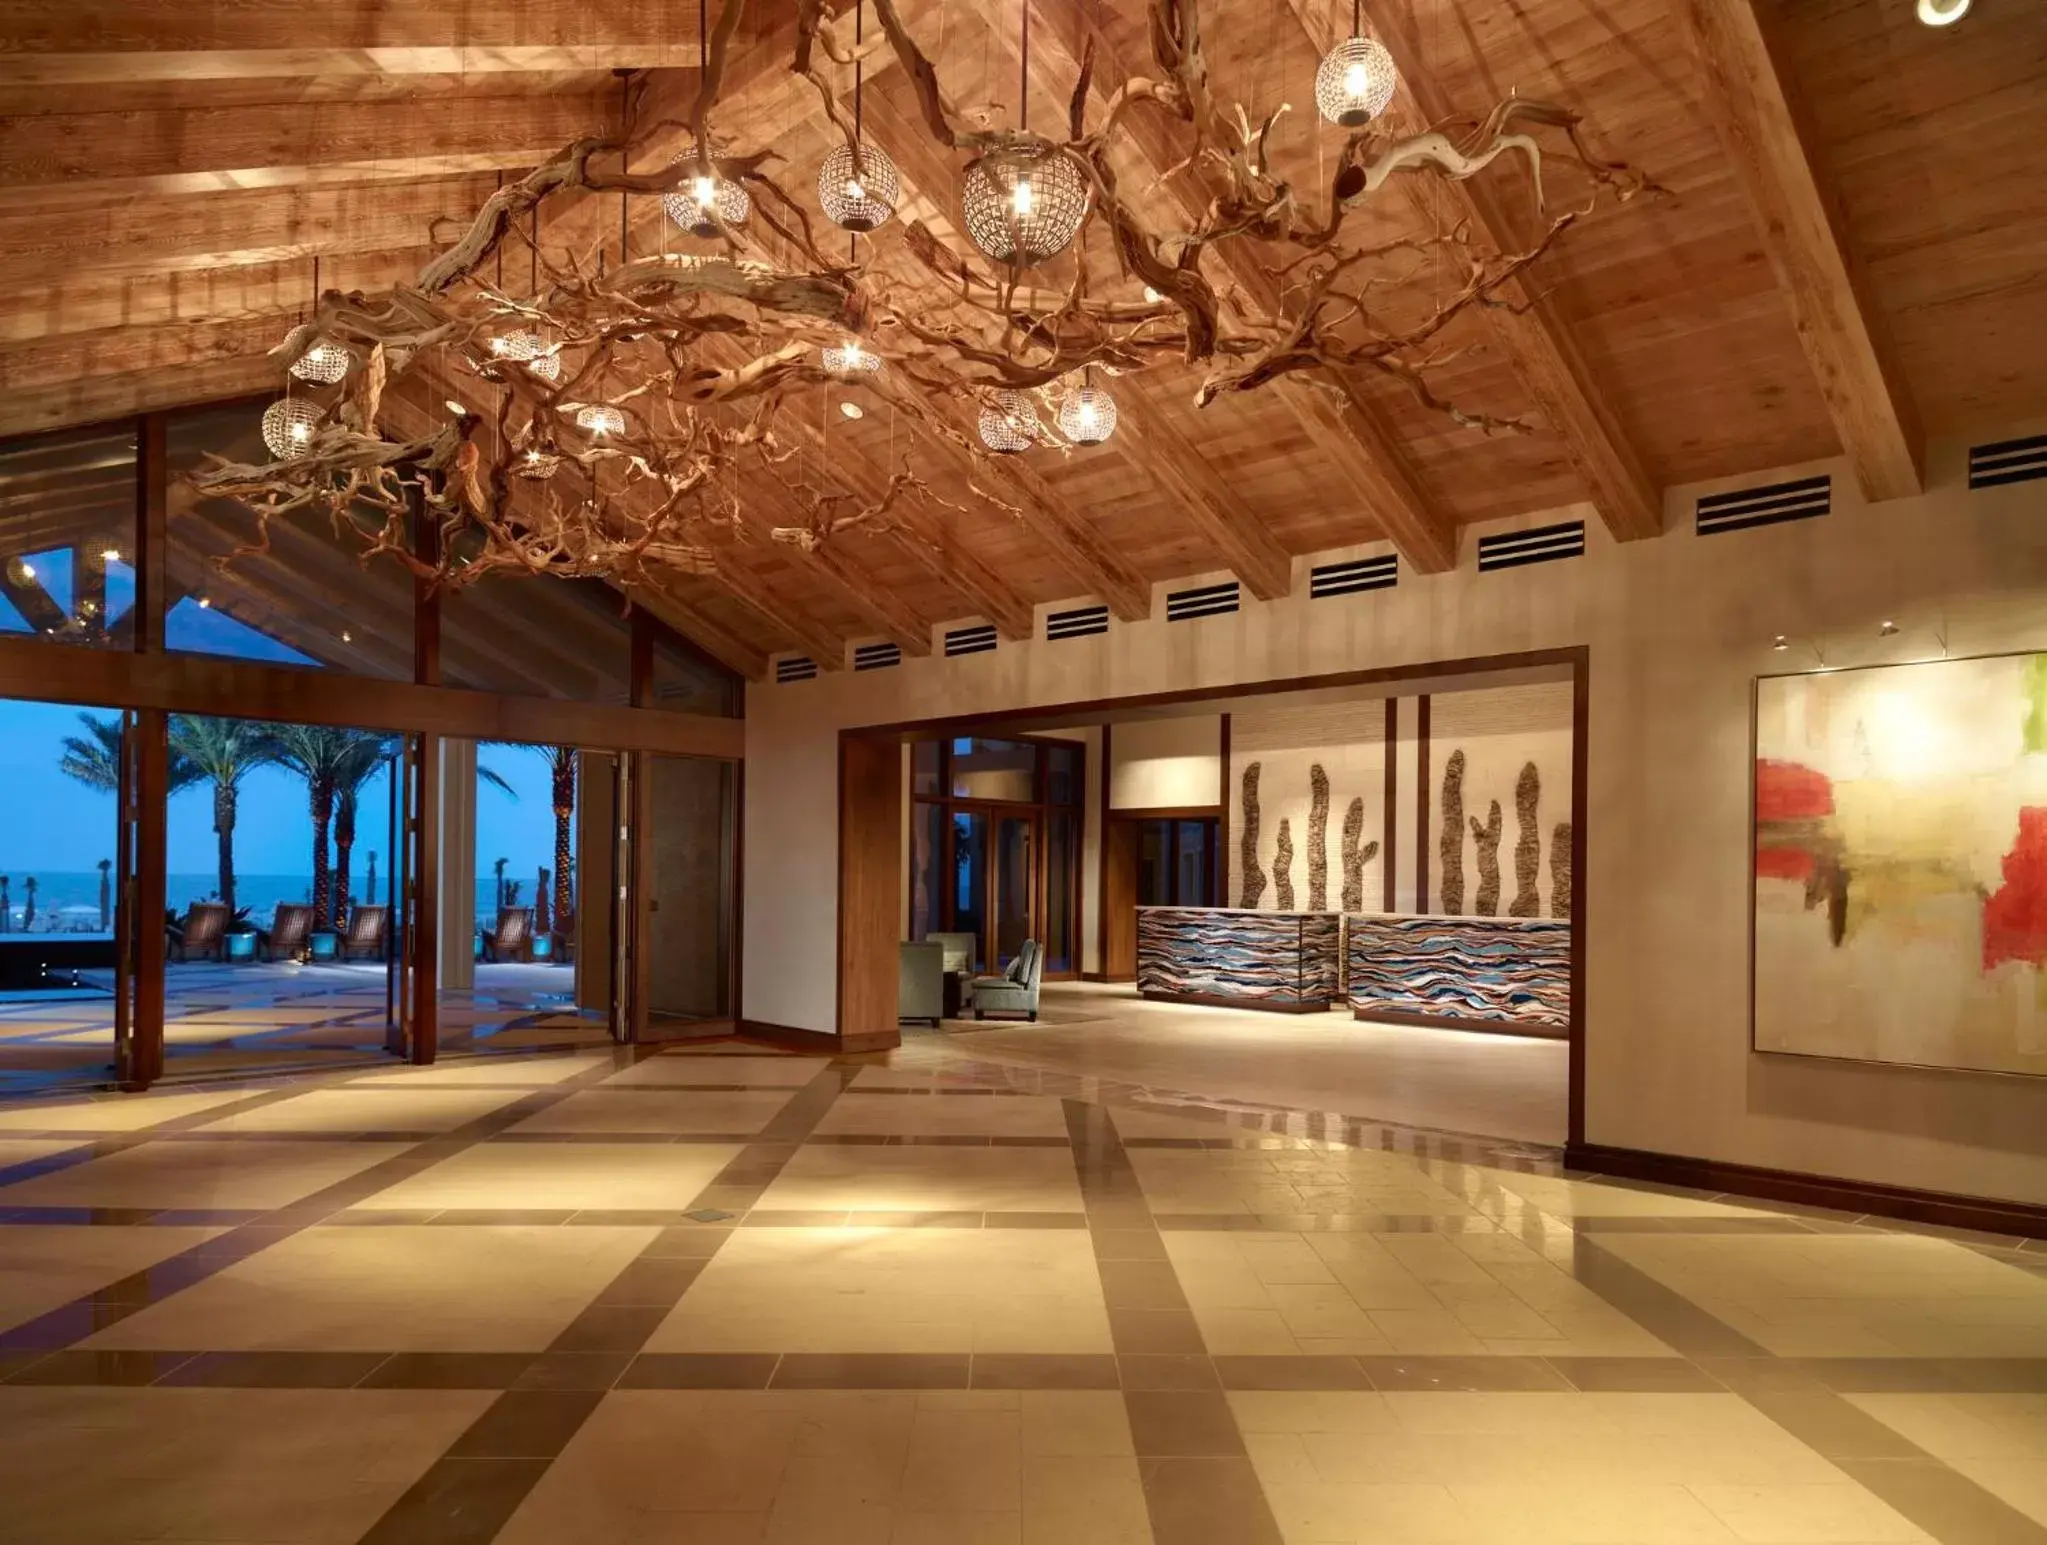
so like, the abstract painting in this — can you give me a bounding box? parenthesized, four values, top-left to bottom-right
(1754, 654, 2047, 1077)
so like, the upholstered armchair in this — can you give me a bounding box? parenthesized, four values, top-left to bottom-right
(898, 941, 945, 1027)
(971, 939, 1043, 1021)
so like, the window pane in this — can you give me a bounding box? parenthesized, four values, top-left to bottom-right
(441, 575, 630, 702)
(1046, 744, 1081, 806)
(650, 634, 741, 717)
(167, 403, 414, 676)
(1046, 811, 1075, 973)
(1175, 820, 1213, 906)
(0, 424, 137, 650)
(912, 741, 941, 798)
(910, 802, 944, 940)
(952, 810, 988, 971)
(950, 737, 1035, 802)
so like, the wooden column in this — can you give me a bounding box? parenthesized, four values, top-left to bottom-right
(131, 709, 168, 1086)
(130, 413, 168, 1083)
(837, 734, 903, 1053)
(409, 731, 440, 1063)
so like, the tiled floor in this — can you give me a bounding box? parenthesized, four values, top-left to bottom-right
(0, 962, 610, 1094)
(0, 1036, 2043, 1544)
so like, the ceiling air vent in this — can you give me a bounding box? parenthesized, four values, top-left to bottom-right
(944, 622, 998, 658)
(1969, 432, 2047, 491)
(1477, 520, 1584, 573)
(1165, 579, 1240, 622)
(852, 641, 902, 672)
(1695, 474, 1830, 536)
(774, 655, 818, 684)
(1045, 603, 1109, 642)
(1310, 553, 1397, 599)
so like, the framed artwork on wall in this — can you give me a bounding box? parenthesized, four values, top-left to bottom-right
(1752, 652, 2047, 1077)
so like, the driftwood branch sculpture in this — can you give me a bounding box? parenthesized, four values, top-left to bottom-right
(193, 0, 1654, 599)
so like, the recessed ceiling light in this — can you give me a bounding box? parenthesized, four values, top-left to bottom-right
(1878, 619, 1899, 636)
(839, 401, 865, 420)
(1771, 635, 1789, 651)
(1916, 0, 1969, 25)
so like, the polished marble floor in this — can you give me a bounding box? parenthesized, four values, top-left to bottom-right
(0, 1035, 2043, 1544)
(0, 961, 609, 1094)
(930, 982, 1572, 1146)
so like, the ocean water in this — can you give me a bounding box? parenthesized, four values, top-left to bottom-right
(0, 872, 558, 933)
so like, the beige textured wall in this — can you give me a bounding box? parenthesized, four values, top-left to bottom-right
(743, 450, 2047, 1205)
(1110, 715, 1222, 808)
(1426, 682, 1575, 919)
(1227, 700, 1388, 911)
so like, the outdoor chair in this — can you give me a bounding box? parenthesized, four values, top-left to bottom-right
(479, 905, 534, 962)
(165, 902, 230, 964)
(971, 938, 1043, 1022)
(256, 903, 313, 962)
(340, 904, 389, 962)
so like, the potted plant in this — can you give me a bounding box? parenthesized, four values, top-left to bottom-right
(224, 904, 260, 963)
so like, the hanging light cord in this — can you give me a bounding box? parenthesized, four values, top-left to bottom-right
(1020, 0, 1030, 133)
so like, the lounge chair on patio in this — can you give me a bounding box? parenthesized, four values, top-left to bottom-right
(256, 903, 314, 962)
(479, 905, 533, 963)
(165, 902, 230, 964)
(340, 904, 389, 962)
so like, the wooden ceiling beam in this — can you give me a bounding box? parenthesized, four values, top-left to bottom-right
(0, 1, 706, 87)
(1023, 0, 1456, 577)
(1286, 0, 1663, 543)
(1111, 384, 1294, 601)
(0, 353, 277, 439)
(1281, 377, 1459, 574)
(1682, 0, 1923, 502)
(0, 174, 500, 287)
(623, 582, 769, 682)
(0, 93, 613, 197)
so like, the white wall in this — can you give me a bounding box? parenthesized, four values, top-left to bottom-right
(1109, 715, 1222, 809)
(742, 447, 2047, 1206)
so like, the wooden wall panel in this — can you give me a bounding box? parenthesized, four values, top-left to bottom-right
(836, 733, 903, 1052)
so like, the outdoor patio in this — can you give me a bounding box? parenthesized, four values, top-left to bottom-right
(0, 960, 608, 1095)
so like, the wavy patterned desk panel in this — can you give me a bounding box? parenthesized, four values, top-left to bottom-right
(1137, 907, 1341, 1009)
(1346, 915, 1571, 1029)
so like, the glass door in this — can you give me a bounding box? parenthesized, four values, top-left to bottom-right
(993, 813, 1036, 969)
(951, 810, 989, 972)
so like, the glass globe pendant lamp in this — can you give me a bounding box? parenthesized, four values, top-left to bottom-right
(489, 331, 562, 383)
(822, 336, 883, 378)
(663, 150, 751, 239)
(289, 340, 351, 385)
(1314, 3, 1398, 127)
(1058, 373, 1117, 445)
(978, 389, 1038, 455)
(817, 2, 898, 233)
(960, 2, 1090, 267)
(261, 397, 322, 459)
(576, 403, 626, 438)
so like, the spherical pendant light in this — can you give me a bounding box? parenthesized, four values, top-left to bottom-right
(288, 340, 352, 385)
(490, 330, 562, 384)
(960, 147, 1091, 267)
(1058, 382, 1117, 445)
(818, 141, 900, 233)
(978, 389, 1038, 455)
(575, 403, 626, 438)
(261, 398, 322, 459)
(514, 446, 562, 481)
(662, 150, 750, 239)
(1314, 36, 1398, 126)
(822, 337, 883, 378)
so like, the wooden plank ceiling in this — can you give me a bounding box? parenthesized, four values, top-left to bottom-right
(3, 0, 2044, 677)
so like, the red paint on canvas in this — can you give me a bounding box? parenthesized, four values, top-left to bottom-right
(1755, 846, 1816, 884)
(1983, 807, 2047, 971)
(1756, 759, 1834, 822)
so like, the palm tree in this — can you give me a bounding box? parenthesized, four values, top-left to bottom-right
(486, 745, 577, 938)
(168, 716, 274, 915)
(59, 711, 200, 796)
(268, 724, 369, 929)
(330, 732, 397, 928)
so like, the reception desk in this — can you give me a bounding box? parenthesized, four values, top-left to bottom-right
(1137, 907, 1341, 1013)
(1345, 913, 1570, 1037)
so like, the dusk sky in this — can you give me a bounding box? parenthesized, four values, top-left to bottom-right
(0, 697, 560, 877)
